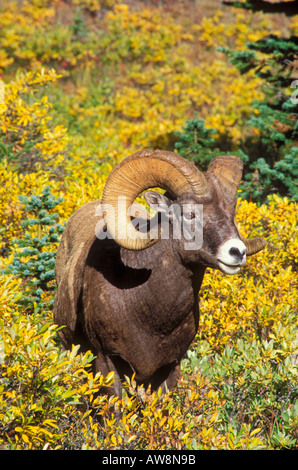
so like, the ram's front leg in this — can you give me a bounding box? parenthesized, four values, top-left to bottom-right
(94, 353, 123, 400)
(147, 361, 181, 393)
(160, 362, 181, 393)
(92, 353, 124, 422)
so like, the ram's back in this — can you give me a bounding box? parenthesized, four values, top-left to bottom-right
(53, 200, 102, 344)
(55, 200, 101, 283)
(53, 199, 150, 346)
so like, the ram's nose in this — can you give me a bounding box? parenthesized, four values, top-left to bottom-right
(228, 246, 246, 263)
(217, 239, 247, 275)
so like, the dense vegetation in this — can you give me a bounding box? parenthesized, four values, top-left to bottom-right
(0, 0, 297, 450)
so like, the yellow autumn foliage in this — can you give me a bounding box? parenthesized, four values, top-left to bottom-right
(0, 0, 297, 451)
(199, 195, 297, 350)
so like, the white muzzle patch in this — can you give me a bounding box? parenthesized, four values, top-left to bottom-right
(217, 238, 247, 275)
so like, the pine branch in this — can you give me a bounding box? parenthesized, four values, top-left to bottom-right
(222, 0, 298, 16)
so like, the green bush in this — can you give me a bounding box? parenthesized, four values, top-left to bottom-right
(0, 296, 114, 450)
(6, 186, 64, 311)
(219, 2, 298, 202)
(174, 118, 221, 170)
(183, 319, 298, 449)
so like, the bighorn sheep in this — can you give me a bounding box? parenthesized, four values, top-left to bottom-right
(54, 149, 266, 396)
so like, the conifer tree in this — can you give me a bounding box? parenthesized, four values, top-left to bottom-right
(7, 187, 64, 312)
(174, 118, 221, 170)
(220, 0, 298, 202)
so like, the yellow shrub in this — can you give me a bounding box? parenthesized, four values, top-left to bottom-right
(0, 69, 67, 173)
(199, 195, 297, 350)
(0, 0, 296, 451)
(0, 275, 116, 450)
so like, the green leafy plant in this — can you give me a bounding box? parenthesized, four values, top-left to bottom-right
(174, 117, 249, 172)
(0, 293, 114, 450)
(6, 186, 64, 311)
(220, 2, 298, 202)
(242, 148, 298, 201)
(183, 323, 298, 449)
(174, 118, 222, 170)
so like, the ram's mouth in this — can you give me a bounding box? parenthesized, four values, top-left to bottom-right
(218, 260, 241, 275)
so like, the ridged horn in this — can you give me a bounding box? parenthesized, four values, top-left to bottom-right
(207, 155, 243, 200)
(239, 234, 267, 256)
(208, 155, 267, 256)
(101, 149, 209, 250)
(234, 217, 267, 257)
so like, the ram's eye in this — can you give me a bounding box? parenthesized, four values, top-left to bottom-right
(184, 212, 195, 220)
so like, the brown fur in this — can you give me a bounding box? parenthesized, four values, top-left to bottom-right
(53, 157, 264, 397)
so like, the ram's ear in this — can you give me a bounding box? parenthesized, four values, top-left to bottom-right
(144, 190, 172, 214)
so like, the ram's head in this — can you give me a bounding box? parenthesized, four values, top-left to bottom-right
(101, 149, 266, 274)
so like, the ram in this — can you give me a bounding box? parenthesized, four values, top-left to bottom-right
(53, 149, 266, 397)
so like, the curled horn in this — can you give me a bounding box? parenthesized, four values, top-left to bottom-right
(239, 233, 267, 256)
(102, 149, 209, 250)
(207, 154, 266, 255)
(207, 154, 243, 200)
